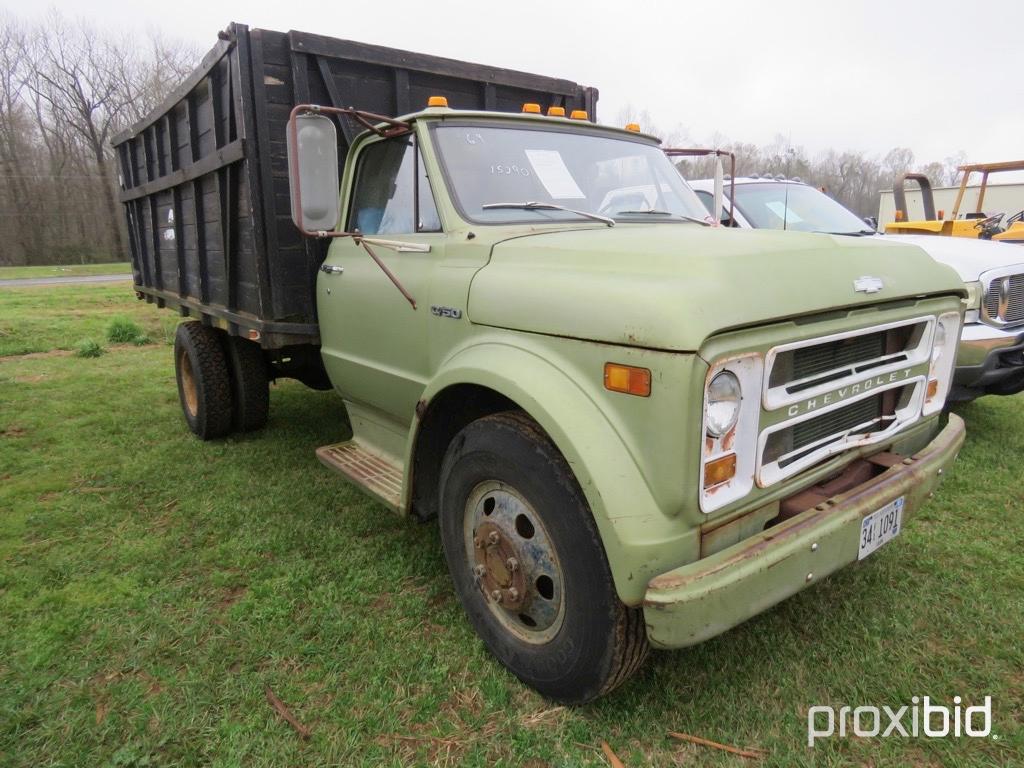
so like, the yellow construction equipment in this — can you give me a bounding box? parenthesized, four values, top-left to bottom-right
(885, 160, 1024, 244)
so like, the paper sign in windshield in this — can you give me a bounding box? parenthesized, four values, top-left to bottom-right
(524, 150, 585, 199)
(765, 201, 804, 224)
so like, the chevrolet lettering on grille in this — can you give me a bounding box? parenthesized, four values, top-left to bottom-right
(786, 367, 914, 417)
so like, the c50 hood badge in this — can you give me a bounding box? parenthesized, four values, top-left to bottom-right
(854, 276, 884, 294)
(431, 305, 463, 319)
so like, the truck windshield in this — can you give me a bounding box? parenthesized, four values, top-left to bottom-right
(431, 123, 710, 225)
(729, 182, 875, 235)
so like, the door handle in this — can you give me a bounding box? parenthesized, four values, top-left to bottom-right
(320, 264, 344, 275)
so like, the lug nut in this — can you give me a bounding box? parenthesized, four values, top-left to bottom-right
(487, 531, 500, 546)
(490, 590, 503, 603)
(473, 565, 486, 577)
(473, 536, 482, 549)
(506, 557, 519, 572)
(507, 588, 519, 601)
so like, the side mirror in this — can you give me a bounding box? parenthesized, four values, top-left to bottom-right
(287, 113, 340, 232)
(863, 216, 878, 231)
(712, 156, 725, 224)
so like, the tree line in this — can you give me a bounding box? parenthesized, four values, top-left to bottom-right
(0, 11, 196, 266)
(0, 13, 968, 267)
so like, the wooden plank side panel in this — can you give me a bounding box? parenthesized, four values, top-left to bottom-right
(243, 27, 280, 321)
(253, 29, 321, 323)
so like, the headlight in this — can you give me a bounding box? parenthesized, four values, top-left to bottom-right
(962, 281, 982, 311)
(922, 312, 961, 416)
(931, 321, 947, 362)
(701, 356, 762, 514)
(706, 371, 741, 436)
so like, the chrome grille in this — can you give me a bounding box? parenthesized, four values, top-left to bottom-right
(982, 272, 1024, 325)
(985, 288, 1001, 319)
(764, 395, 885, 468)
(1008, 275, 1024, 323)
(759, 318, 933, 487)
(764, 318, 928, 410)
(772, 332, 886, 392)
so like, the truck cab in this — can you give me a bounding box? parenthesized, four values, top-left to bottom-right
(292, 105, 966, 701)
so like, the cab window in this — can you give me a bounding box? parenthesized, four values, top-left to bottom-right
(349, 136, 441, 235)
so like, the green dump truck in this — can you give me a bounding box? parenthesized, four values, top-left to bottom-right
(113, 23, 967, 703)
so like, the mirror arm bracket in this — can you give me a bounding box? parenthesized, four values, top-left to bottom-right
(288, 104, 417, 309)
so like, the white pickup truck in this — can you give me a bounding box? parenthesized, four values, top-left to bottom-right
(690, 176, 1024, 402)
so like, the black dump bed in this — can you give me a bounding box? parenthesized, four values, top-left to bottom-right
(112, 23, 598, 349)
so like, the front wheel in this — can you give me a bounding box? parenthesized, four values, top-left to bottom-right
(438, 411, 648, 703)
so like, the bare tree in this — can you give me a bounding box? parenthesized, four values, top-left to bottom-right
(26, 12, 134, 257)
(0, 14, 39, 261)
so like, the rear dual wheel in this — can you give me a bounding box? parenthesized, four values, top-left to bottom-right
(438, 411, 649, 704)
(173, 322, 268, 439)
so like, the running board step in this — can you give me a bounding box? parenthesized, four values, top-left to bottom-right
(315, 441, 403, 511)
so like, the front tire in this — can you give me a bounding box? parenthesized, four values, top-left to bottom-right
(173, 322, 233, 440)
(438, 411, 648, 704)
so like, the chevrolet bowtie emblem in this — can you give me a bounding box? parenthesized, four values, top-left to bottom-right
(854, 276, 884, 294)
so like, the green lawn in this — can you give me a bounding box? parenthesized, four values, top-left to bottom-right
(1, 284, 1021, 766)
(0, 262, 132, 280)
(0, 283, 176, 357)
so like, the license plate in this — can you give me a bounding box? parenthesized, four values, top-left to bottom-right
(858, 497, 904, 560)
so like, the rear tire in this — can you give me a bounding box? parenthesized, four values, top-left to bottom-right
(173, 322, 233, 440)
(224, 336, 269, 432)
(438, 411, 649, 704)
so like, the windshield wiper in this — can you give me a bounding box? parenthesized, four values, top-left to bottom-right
(481, 201, 615, 227)
(814, 229, 877, 237)
(615, 209, 711, 226)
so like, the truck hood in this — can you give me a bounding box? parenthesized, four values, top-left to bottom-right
(467, 226, 963, 352)
(881, 234, 1024, 282)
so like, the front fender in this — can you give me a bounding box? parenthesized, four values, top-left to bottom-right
(407, 334, 701, 605)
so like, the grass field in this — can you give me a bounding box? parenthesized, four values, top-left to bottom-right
(1, 283, 1022, 767)
(0, 262, 132, 280)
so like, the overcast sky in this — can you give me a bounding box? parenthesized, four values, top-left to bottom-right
(7, 0, 1022, 168)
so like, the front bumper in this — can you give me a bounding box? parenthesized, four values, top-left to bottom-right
(643, 414, 965, 649)
(952, 322, 1024, 398)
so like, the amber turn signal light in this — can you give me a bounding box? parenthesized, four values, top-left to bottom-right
(704, 453, 737, 489)
(926, 378, 939, 400)
(427, 95, 449, 108)
(604, 363, 651, 397)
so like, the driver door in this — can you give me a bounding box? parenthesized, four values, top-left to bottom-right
(317, 132, 444, 423)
